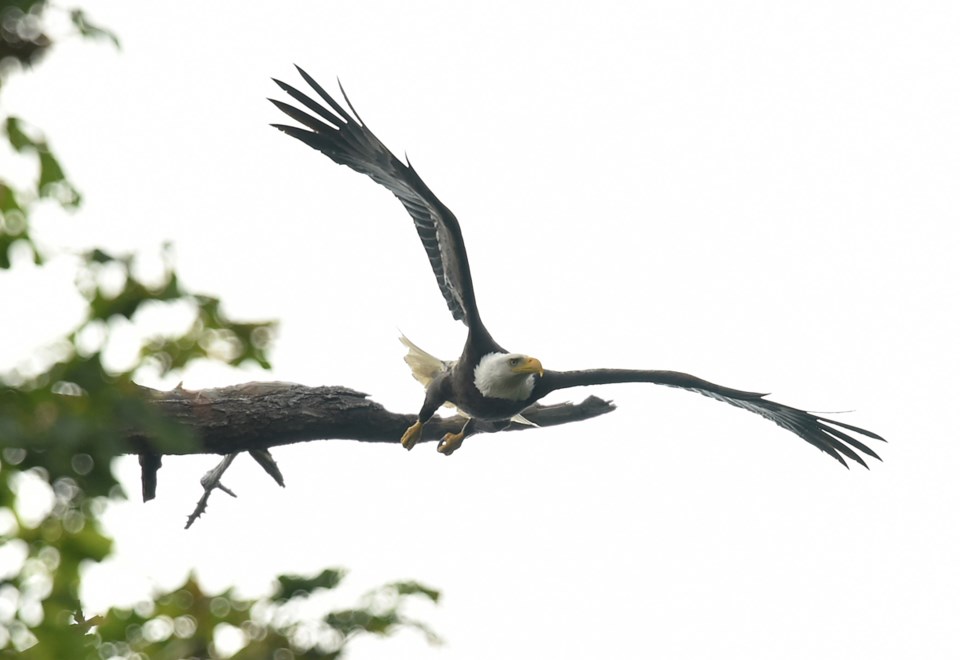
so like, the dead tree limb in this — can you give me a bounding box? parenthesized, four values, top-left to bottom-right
(132, 381, 616, 522)
(139, 381, 615, 455)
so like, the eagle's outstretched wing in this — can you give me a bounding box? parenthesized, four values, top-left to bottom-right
(270, 66, 481, 329)
(536, 368, 885, 468)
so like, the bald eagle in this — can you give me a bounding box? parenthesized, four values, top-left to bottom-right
(270, 66, 884, 468)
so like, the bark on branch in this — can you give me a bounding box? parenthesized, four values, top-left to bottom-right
(140, 381, 615, 454)
(134, 381, 616, 517)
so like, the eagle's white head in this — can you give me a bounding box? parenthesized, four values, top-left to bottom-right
(473, 352, 544, 401)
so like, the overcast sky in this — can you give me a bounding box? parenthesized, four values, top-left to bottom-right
(4, 1, 959, 657)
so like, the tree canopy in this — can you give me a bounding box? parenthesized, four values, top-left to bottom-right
(0, 4, 443, 656)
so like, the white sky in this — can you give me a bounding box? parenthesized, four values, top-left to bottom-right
(3, 1, 959, 657)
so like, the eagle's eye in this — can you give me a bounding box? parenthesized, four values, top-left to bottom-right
(508, 357, 520, 367)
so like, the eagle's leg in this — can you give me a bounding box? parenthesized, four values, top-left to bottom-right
(400, 420, 424, 450)
(438, 418, 476, 456)
(401, 381, 448, 450)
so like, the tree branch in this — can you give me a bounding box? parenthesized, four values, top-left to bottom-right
(138, 381, 615, 455)
(132, 381, 616, 517)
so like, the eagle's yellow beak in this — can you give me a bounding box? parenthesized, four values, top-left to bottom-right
(513, 356, 544, 377)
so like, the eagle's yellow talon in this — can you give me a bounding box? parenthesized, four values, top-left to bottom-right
(401, 420, 423, 450)
(438, 431, 466, 455)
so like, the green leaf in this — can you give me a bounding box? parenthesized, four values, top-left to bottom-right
(87, 248, 116, 264)
(69, 9, 121, 49)
(38, 150, 66, 187)
(61, 520, 114, 564)
(5, 116, 38, 153)
(391, 580, 442, 603)
(274, 568, 346, 602)
(0, 234, 11, 268)
(0, 180, 24, 214)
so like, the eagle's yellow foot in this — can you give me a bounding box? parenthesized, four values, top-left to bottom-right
(400, 420, 423, 450)
(438, 431, 466, 455)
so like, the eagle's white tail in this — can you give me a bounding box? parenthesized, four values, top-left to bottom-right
(399, 333, 448, 388)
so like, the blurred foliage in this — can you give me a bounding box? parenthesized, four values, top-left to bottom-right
(0, 2, 52, 71)
(7, 566, 440, 658)
(0, 2, 117, 71)
(0, 3, 439, 657)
